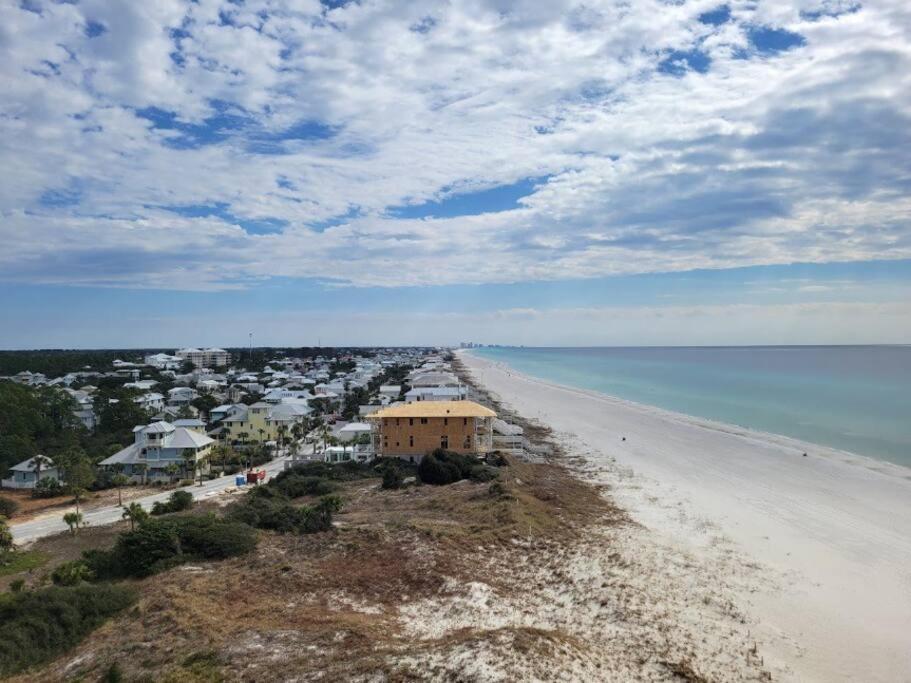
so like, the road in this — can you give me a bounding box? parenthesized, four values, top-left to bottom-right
(10, 453, 299, 544)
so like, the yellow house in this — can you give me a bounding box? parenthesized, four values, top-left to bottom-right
(221, 402, 310, 443)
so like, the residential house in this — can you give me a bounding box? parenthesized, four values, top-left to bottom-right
(144, 352, 182, 369)
(368, 400, 496, 461)
(134, 392, 165, 413)
(408, 371, 461, 388)
(405, 386, 467, 403)
(1, 456, 62, 490)
(99, 421, 214, 482)
(167, 386, 199, 406)
(221, 401, 310, 444)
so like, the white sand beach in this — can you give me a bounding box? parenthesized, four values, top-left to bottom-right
(461, 351, 911, 683)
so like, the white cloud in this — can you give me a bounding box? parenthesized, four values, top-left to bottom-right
(1, 0, 909, 290)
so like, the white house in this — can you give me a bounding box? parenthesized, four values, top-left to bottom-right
(144, 352, 182, 370)
(167, 386, 199, 406)
(134, 392, 165, 413)
(405, 386, 467, 403)
(409, 371, 460, 388)
(99, 421, 214, 482)
(2, 456, 62, 490)
(336, 421, 373, 442)
(379, 385, 401, 399)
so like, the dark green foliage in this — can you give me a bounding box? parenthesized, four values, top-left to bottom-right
(381, 466, 404, 490)
(0, 496, 18, 518)
(270, 473, 335, 498)
(85, 515, 256, 579)
(418, 449, 497, 486)
(151, 489, 195, 516)
(101, 662, 124, 683)
(228, 493, 342, 535)
(51, 559, 94, 586)
(0, 583, 137, 676)
(171, 515, 257, 560)
(31, 476, 65, 499)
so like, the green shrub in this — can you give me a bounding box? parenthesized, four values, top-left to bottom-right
(381, 467, 404, 490)
(0, 583, 136, 676)
(299, 495, 343, 533)
(150, 490, 195, 516)
(272, 473, 335, 498)
(168, 515, 257, 559)
(86, 515, 257, 579)
(228, 493, 342, 535)
(417, 449, 496, 486)
(0, 516, 12, 553)
(51, 560, 94, 586)
(0, 496, 18, 518)
(31, 477, 64, 499)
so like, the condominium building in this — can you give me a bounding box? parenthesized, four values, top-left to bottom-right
(176, 347, 231, 367)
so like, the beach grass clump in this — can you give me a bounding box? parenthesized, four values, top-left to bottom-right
(0, 583, 137, 676)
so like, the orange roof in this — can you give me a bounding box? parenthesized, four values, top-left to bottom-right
(367, 400, 496, 419)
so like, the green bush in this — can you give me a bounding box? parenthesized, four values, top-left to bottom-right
(228, 493, 342, 535)
(271, 473, 335, 498)
(51, 559, 94, 586)
(169, 515, 257, 559)
(381, 467, 404, 490)
(86, 515, 256, 579)
(0, 496, 18, 518)
(0, 583, 136, 676)
(150, 489, 195, 516)
(418, 449, 496, 486)
(31, 477, 64, 499)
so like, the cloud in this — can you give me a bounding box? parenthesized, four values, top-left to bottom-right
(1, 0, 909, 291)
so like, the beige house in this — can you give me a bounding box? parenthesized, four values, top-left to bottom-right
(368, 400, 495, 461)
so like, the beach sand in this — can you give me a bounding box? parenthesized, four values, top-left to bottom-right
(461, 351, 911, 683)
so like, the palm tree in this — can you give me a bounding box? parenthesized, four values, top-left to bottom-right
(196, 454, 209, 485)
(165, 462, 180, 484)
(29, 454, 53, 484)
(122, 502, 146, 531)
(63, 511, 83, 536)
(112, 473, 130, 506)
(257, 428, 266, 444)
(237, 431, 249, 446)
(134, 462, 148, 486)
(182, 451, 197, 482)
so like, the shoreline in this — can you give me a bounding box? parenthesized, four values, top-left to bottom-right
(459, 349, 911, 682)
(462, 350, 911, 481)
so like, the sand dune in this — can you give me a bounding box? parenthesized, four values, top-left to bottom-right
(461, 351, 911, 683)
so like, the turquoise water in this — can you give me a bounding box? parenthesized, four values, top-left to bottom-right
(472, 346, 911, 468)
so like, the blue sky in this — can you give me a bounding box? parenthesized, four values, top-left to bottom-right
(1, 0, 910, 347)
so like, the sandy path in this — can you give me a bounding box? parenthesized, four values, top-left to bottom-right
(461, 351, 911, 683)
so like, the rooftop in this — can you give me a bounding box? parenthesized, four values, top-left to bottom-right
(368, 400, 495, 419)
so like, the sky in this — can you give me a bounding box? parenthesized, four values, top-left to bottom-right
(1, 0, 910, 348)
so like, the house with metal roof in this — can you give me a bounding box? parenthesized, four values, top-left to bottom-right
(99, 421, 214, 483)
(1, 455, 62, 490)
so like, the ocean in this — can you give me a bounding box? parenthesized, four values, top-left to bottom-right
(471, 346, 911, 468)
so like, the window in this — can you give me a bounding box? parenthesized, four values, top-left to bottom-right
(444, 418, 448, 426)
(395, 441, 400, 447)
(420, 417, 428, 425)
(463, 418, 468, 426)
(409, 418, 414, 426)
(409, 435, 414, 447)
(396, 418, 400, 426)
(441, 435, 449, 449)
(463, 436, 471, 449)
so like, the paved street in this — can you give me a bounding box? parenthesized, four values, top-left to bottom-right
(10, 453, 295, 544)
